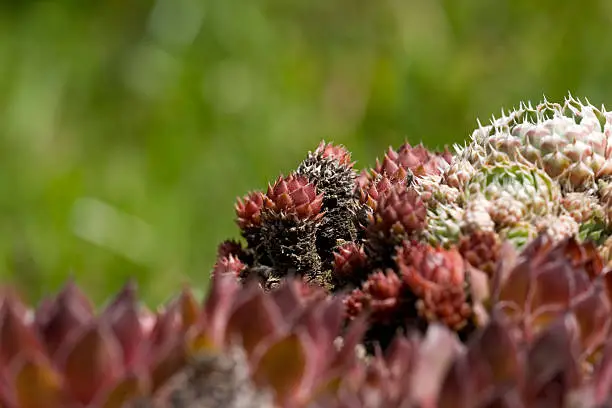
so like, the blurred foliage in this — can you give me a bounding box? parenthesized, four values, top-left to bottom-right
(1, 0, 612, 305)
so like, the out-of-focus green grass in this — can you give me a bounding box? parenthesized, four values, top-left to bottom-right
(2, 0, 612, 306)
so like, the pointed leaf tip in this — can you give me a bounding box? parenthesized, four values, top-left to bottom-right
(0, 300, 41, 367)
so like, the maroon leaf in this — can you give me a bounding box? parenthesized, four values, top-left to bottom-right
(0, 299, 41, 367)
(410, 325, 463, 406)
(35, 281, 94, 359)
(225, 286, 284, 359)
(253, 332, 309, 406)
(202, 274, 239, 347)
(570, 280, 612, 355)
(57, 322, 123, 405)
(593, 339, 612, 403)
(100, 282, 144, 368)
(438, 357, 473, 408)
(525, 316, 581, 404)
(149, 342, 187, 393)
(270, 280, 304, 323)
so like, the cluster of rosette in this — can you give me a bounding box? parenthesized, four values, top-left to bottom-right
(8, 97, 612, 406)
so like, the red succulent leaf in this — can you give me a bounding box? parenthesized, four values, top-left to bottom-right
(201, 274, 239, 348)
(593, 339, 612, 403)
(270, 280, 307, 323)
(410, 325, 464, 407)
(293, 297, 344, 388)
(469, 315, 522, 387)
(438, 356, 474, 408)
(12, 354, 65, 408)
(149, 342, 187, 393)
(358, 173, 397, 210)
(439, 315, 522, 408)
(440, 145, 453, 165)
(565, 239, 603, 280)
(377, 335, 418, 397)
(99, 282, 143, 368)
(490, 241, 520, 297)
(235, 191, 265, 229)
(331, 314, 368, 372)
(569, 278, 612, 356)
(293, 280, 328, 304)
(524, 316, 581, 405)
(0, 288, 29, 323)
(296, 297, 342, 347)
(396, 242, 473, 329)
(530, 259, 585, 317)
(253, 331, 310, 407)
(225, 284, 285, 361)
(0, 299, 41, 368)
(146, 307, 181, 359)
(315, 141, 353, 167)
(35, 281, 95, 359)
(375, 155, 408, 181)
(57, 323, 123, 405)
(495, 235, 597, 339)
(355, 169, 374, 190)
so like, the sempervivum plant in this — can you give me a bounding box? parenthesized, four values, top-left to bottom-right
(14, 95, 612, 407)
(259, 174, 324, 288)
(460, 95, 612, 193)
(295, 142, 361, 267)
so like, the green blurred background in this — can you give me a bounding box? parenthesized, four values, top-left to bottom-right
(2, 0, 612, 306)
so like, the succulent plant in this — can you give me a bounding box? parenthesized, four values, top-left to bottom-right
(295, 141, 361, 268)
(461, 95, 612, 193)
(462, 160, 561, 221)
(331, 242, 369, 289)
(374, 142, 452, 179)
(423, 202, 464, 248)
(259, 174, 325, 284)
(396, 241, 474, 334)
(211, 254, 247, 281)
(235, 191, 268, 264)
(365, 186, 427, 267)
(13, 95, 612, 406)
(458, 230, 501, 277)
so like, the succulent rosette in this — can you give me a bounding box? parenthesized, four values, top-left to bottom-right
(258, 174, 325, 285)
(460, 95, 612, 193)
(295, 141, 361, 268)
